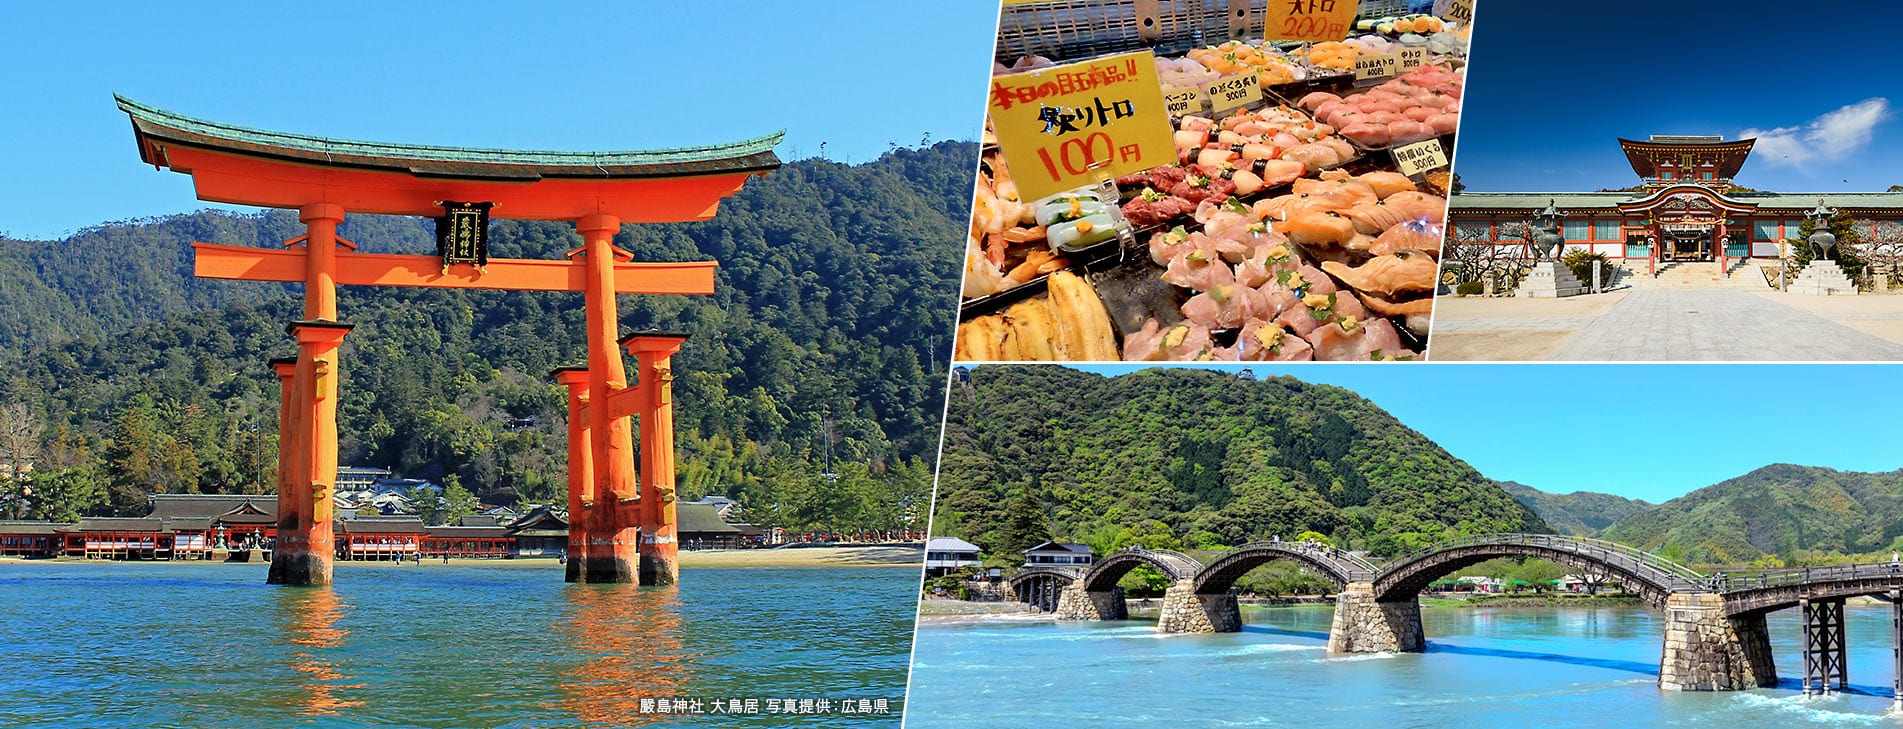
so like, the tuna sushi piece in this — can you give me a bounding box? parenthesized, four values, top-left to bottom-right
(1297, 91, 1342, 111)
(1340, 122, 1392, 148)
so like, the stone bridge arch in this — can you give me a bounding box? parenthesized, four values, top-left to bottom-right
(1079, 548, 1203, 592)
(1371, 534, 1705, 608)
(1192, 542, 1376, 595)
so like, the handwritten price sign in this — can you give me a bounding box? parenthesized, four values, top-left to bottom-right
(987, 50, 1177, 202)
(1436, 0, 1474, 24)
(1204, 75, 1261, 113)
(1392, 138, 1449, 176)
(1354, 50, 1396, 80)
(1161, 85, 1205, 117)
(1266, 0, 1358, 42)
(1396, 45, 1428, 72)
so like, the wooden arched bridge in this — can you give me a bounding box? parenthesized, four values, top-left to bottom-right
(1007, 534, 1903, 696)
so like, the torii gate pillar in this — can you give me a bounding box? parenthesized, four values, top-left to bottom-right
(625, 331, 688, 586)
(269, 203, 351, 587)
(552, 366, 594, 583)
(265, 356, 298, 575)
(577, 214, 643, 584)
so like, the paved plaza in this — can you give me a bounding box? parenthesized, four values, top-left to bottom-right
(1430, 290, 1903, 361)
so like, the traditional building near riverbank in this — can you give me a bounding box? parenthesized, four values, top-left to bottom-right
(0, 521, 66, 557)
(925, 537, 983, 577)
(1024, 541, 1094, 567)
(423, 515, 514, 558)
(1448, 135, 1903, 285)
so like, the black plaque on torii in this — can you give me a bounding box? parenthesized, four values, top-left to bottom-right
(435, 201, 494, 272)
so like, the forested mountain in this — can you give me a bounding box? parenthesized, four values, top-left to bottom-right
(1599, 464, 1903, 565)
(1499, 481, 1653, 537)
(931, 366, 1546, 559)
(0, 142, 977, 531)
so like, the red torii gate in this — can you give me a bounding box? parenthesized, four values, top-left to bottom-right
(119, 96, 780, 586)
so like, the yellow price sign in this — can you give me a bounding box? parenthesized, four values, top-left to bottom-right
(1161, 85, 1204, 117)
(987, 50, 1177, 202)
(1396, 45, 1428, 72)
(1393, 138, 1449, 176)
(1354, 50, 1397, 80)
(1204, 75, 1262, 113)
(1437, 0, 1474, 24)
(1265, 0, 1358, 42)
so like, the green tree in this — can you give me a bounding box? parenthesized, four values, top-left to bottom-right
(995, 488, 1050, 560)
(1792, 207, 1867, 280)
(440, 476, 478, 525)
(25, 466, 106, 522)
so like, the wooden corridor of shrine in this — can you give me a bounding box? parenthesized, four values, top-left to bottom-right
(118, 96, 781, 586)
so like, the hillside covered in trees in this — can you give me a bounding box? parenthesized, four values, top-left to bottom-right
(931, 366, 1546, 560)
(1600, 464, 1903, 566)
(1498, 481, 1653, 537)
(0, 143, 976, 532)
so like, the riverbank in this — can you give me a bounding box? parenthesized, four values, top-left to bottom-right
(0, 544, 924, 570)
(916, 599, 1045, 624)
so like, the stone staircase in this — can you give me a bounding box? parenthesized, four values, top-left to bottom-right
(1622, 260, 1770, 290)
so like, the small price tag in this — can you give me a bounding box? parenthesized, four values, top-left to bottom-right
(1354, 50, 1397, 80)
(1161, 85, 1204, 117)
(1393, 138, 1449, 176)
(1436, 0, 1474, 24)
(1204, 75, 1261, 113)
(1396, 45, 1428, 72)
(1265, 0, 1359, 43)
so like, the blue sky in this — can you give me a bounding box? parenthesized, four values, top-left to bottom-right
(1050, 363, 1903, 503)
(0, 2, 998, 240)
(1456, 0, 1901, 194)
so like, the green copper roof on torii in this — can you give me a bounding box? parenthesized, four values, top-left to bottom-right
(117, 94, 783, 181)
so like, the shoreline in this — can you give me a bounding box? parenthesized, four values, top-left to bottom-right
(0, 544, 924, 570)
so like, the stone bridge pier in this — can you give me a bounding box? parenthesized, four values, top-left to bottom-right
(1328, 583, 1424, 653)
(1157, 582, 1241, 633)
(1658, 593, 1776, 691)
(1054, 582, 1127, 621)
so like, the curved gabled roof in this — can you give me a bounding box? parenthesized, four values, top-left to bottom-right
(119, 95, 783, 182)
(1617, 136, 1755, 180)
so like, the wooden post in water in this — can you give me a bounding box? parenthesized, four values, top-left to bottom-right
(270, 203, 350, 587)
(1801, 597, 1848, 696)
(1893, 590, 1902, 712)
(553, 366, 594, 583)
(626, 332, 688, 586)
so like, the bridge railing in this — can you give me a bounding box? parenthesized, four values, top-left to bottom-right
(1710, 562, 1903, 594)
(1010, 565, 1087, 581)
(1224, 540, 1379, 582)
(1377, 533, 1710, 591)
(1103, 546, 1204, 581)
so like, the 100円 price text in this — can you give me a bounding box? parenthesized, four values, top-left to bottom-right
(634, 697, 893, 716)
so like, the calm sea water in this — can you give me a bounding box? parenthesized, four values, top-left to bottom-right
(0, 561, 915, 728)
(906, 603, 1903, 728)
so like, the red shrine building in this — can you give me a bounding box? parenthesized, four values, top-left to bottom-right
(1448, 135, 1903, 283)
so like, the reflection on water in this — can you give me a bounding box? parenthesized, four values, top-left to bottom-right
(558, 584, 694, 725)
(0, 562, 912, 728)
(273, 588, 365, 716)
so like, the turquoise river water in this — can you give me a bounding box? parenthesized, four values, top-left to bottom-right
(906, 602, 1903, 728)
(0, 561, 915, 727)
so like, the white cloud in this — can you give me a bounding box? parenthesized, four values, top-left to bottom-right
(1742, 98, 1889, 167)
